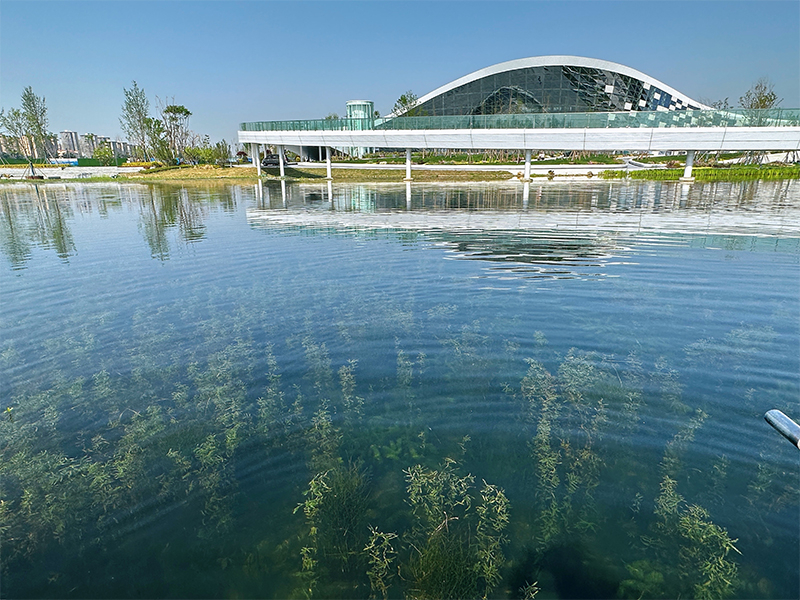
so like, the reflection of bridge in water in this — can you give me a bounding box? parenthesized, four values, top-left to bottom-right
(248, 180, 800, 281)
(251, 179, 800, 238)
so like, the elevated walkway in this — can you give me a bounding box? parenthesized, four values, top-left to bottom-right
(239, 109, 800, 180)
(240, 109, 800, 152)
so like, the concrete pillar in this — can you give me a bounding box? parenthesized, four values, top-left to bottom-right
(327, 179, 334, 207)
(523, 149, 532, 181)
(278, 144, 285, 178)
(680, 150, 696, 182)
(252, 143, 261, 177)
(406, 180, 412, 210)
(404, 148, 413, 181)
(326, 146, 332, 180)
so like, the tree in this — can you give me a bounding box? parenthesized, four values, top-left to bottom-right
(157, 98, 192, 160)
(699, 97, 731, 110)
(212, 139, 230, 165)
(739, 77, 782, 161)
(0, 108, 26, 157)
(739, 77, 781, 110)
(184, 135, 228, 165)
(144, 117, 174, 164)
(120, 81, 151, 160)
(392, 90, 423, 117)
(1, 87, 50, 161)
(93, 143, 115, 166)
(20, 86, 50, 159)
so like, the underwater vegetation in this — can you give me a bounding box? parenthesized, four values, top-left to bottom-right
(2, 313, 792, 599)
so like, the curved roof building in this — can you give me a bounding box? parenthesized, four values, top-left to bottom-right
(402, 56, 709, 116)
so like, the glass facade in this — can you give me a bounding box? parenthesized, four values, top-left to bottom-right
(414, 65, 705, 116)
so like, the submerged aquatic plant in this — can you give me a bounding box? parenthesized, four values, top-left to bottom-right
(295, 463, 372, 597)
(627, 409, 741, 600)
(403, 460, 510, 600)
(522, 351, 609, 546)
(364, 526, 397, 600)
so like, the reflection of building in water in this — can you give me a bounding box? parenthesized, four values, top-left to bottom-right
(247, 181, 800, 242)
(257, 180, 800, 217)
(337, 186, 378, 212)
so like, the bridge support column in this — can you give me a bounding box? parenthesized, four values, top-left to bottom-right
(680, 150, 696, 183)
(278, 144, 286, 178)
(252, 143, 261, 177)
(404, 148, 413, 181)
(326, 146, 332, 180)
(523, 149, 532, 181)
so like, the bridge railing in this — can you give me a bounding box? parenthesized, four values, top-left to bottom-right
(240, 109, 800, 132)
(240, 118, 375, 132)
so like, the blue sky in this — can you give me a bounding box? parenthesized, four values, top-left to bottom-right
(1, 1, 798, 145)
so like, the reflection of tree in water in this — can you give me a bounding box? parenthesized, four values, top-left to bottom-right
(138, 185, 208, 260)
(0, 195, 32, 268)
(0, 183, 225, 268)
(0, 185, 75, 268)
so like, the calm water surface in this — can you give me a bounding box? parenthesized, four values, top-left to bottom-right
(1, 180, 798, 599)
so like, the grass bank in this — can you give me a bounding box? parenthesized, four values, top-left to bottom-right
(121, 165, 514, 183)
(339, 152, 622, 166)
(600, 164, 800, 182)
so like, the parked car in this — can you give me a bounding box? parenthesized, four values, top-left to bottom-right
(261, 154, 294, 167)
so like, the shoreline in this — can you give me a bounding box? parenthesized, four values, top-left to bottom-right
(1, 162, 798, 184)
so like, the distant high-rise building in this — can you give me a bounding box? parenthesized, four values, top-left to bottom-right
(79, 133, 99, 157)
(60, 131, 80, 156)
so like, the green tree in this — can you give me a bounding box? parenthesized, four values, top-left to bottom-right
(120, 81, 151, 160)
(392, 90, 423, 117)
(20, 86, 50, 159)
(92, 143, 115, 166)
(739, 77, 781, 109)
(1, 87, 51, 164)
(739, 77, 782, 158)
(184, 136, 229, 165)
(212, 139, 230, 165)
(145, 117, 174, 164)
(0, 108, 26, 157)
(158, 99, 192, 159)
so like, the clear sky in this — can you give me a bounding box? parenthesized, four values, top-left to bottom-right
(1, 0, 798, 146)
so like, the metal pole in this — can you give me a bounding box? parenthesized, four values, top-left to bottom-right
(765, 410, 800, 449)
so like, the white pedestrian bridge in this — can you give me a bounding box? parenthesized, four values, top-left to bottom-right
(239, 108, 800, 180)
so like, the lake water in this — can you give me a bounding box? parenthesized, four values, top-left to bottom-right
(1, 179, 798, 599)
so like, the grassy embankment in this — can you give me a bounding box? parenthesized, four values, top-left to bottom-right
(337, 151, 622, 166)
(122, 165, 514, 182)
(600, 164, 800, 182)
